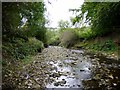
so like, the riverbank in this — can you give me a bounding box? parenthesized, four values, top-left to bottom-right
(73, 34, 120, 60)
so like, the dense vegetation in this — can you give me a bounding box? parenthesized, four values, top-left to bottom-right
(71, 2, 120, 36)
(2, 2, 47, 61)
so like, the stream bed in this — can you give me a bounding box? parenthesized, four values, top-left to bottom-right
(44, 46, 120, 89)
(3, 46, 120, 89)
(42, 46, 93, 89)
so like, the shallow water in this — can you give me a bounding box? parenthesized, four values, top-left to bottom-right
(44, 46, 120, 89)
(45, 48, 92, 89)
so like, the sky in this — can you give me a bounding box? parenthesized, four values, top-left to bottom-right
(44, 0, 84, 28)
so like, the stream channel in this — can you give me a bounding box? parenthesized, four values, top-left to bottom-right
(43, 46, 93, 89)
(43, 46, 120, 90)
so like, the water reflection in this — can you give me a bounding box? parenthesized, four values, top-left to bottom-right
(46, 49, 92, 88)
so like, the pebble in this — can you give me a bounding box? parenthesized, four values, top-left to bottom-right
(54, 82, 59, 86)
(113, 83, 117, 86)
(77, 85, 80, 87)
(80, 69, 85, 72)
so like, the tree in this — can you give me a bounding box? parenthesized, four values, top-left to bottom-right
(2, 2, 47, 60)
(2, 2, 47, 43)
(58, 20, 71, 29)
(71, 2, 120, 36)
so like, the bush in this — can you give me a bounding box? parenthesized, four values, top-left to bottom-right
(76, 27, 96, 40)
(49, 38, 60, 46)
(102, 40, 117, 51)
(85, 39, 117, 52)
(46, 29, 60, 46)
(2, 37, 44, 60)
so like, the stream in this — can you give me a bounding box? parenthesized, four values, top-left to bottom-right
(3, 46, 120, 89)
(44, 46, 120, 89)
(45, 48, 92, 89)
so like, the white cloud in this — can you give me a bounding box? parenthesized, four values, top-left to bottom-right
(45, 0, 84, 28)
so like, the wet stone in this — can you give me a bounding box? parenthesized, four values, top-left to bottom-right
(71, 62, 77, 65)
(58, 63, 63, 67)
(60, 84, 64, 86)
(66, 55, 69, 57)
(61, 79, 66, 84)
(77, 84, 81, 87)
(80, 69, 85, 72)
(73, 85, 75, 87)
(54, 82, 60, 86)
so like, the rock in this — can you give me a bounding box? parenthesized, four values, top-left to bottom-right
(60, 84, 64, 86)
(54, 82, 60, 86)
(71, 62, 77, 65)
(80, 69, 85, 72)
(65, 85, 67, 87)
(58, 63, 63, 67)
(113, 83, 117, 86)
(66, 55, 69, 57)
(88, 68, 91, 70)
(77, 84, 80, 87)
(49, 72, 62, 78)
(73, 73, 76, 75)
(61, 79, 66, 84)
(73, 85, 75, 87)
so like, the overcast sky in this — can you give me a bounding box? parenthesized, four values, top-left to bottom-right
(44, 0, 84, 28)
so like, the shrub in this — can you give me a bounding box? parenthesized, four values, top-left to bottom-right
(102, 40, 117, 51)
(76, 27, 96, 39)
(46, 29, 60, 46)
(85, 39, 117, 52)
(2, 37, 44, 60)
